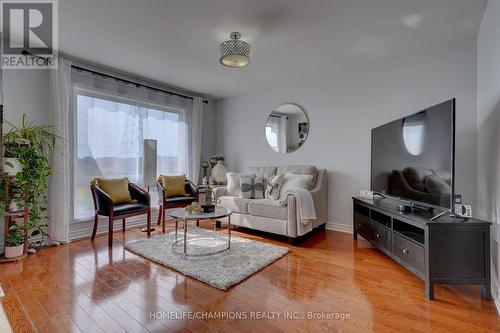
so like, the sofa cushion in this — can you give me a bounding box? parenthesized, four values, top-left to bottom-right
(247, 167, 277, 188)
(276, 165, 317, 189)
(218, 196, 251, 214)
(248, 199, 288, 220)
(165, 196, 197, 205)
(226, 172, 256, 196)
(113, 203, 148, 215)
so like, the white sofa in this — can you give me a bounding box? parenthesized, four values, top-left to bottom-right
(213, 165, 328, 240)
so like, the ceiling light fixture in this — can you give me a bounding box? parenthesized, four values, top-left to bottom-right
(219, 32, 251, 68)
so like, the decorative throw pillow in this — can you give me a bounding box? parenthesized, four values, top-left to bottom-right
(226, 172, 256, 196)
(276, 166, 317, 190)
(279, 173, 314, 198)
(265, 174, 285, 200)
(93, 178, 133, 204)
(239, 177, 264, 199)
(159, 175, 188, 197)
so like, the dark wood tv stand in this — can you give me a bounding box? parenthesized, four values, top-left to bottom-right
(352, 197, 491, 300)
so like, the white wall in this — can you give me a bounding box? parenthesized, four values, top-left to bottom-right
(3, 69, 50, 127)
(477, 0, 500, 311)
(216, 38, 478, 230)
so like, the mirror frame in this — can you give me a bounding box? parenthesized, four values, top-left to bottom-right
(265, 103, 310, 154)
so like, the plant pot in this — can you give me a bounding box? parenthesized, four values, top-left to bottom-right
(211, 161, 228, 184)
(5, 244, 24, 258)
(3, 157, 22, 176)
(9, 200, 19, 213)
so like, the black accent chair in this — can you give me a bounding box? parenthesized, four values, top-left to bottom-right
(157, 179, 197, 232)
(90, 182, 151, 247)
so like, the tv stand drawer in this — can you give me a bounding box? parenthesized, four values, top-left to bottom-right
(371, 223, 391, 251)
(354, 213, 371, 241)
(393, 234, 425, 274)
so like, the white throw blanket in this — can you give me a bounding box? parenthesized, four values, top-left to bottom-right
(278, 188, 317, 224)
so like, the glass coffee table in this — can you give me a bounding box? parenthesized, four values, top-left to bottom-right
(168, 207, 232, 257)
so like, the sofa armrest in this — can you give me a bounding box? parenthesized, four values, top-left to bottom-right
(310, 169, 328, 225)
(287, 195, 298, 237)
(213, 186, 227, 199)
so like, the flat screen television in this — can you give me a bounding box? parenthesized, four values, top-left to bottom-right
(371, 99, 455, 209)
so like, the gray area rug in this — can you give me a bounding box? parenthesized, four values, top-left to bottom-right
(125, 226, 289, 290)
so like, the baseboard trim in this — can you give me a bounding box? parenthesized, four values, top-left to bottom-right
(494, 294, 500, 317)
(325, 222, 352, 234)
(491, 270, 500, 316)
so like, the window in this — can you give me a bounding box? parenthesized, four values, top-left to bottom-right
(74, 91, 189, 220)
(266, 116, 280, 151)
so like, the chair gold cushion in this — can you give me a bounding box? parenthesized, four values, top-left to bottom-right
(93, 178, 133, 204)
(159, 175, 188, 197)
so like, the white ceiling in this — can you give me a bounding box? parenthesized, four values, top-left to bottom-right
(59, 0, 486, 99)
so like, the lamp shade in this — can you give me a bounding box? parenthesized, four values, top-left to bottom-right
(219, 32, 251, 68)
(142, 139, 157, 187)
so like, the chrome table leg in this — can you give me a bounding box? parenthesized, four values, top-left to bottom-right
(183, 218, 187, 255)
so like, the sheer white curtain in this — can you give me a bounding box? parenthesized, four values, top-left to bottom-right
(49, 57, 72, 243)
(71, 69, 194, 220)
(190, 97, 203, 184)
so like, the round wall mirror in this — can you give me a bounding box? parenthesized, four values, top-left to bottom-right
(265, 104, 309, 153)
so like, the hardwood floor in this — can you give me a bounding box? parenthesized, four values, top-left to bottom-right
(1, 221, 499, 333)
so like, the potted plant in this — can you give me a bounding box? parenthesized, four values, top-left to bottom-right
(3, 114, 57, 175)
(5, 223, 25, 258)
(2, 113, 60, 249)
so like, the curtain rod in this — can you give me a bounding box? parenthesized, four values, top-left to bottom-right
(20, 50, 208, 104)
(71, 65, 209, 104)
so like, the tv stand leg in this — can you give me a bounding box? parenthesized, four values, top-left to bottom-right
(353, 231, 357, 240)
(425, 282, 434, 300)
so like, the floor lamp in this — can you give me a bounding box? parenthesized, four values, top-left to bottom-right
(141, 139, 157, 232)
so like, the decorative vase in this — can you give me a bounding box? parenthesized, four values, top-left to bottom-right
(3, 158, 22, 176)
(211, 161, 228, 184)
(5, 244, 23, 258)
